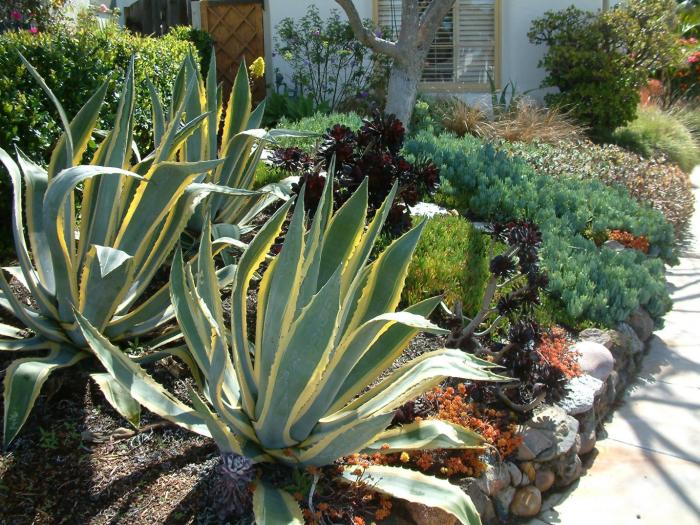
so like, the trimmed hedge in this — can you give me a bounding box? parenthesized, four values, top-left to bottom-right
(404, 132, 675, 327)
(0, 21, 204, 258)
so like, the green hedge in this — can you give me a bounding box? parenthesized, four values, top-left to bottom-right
(0, 21, 204, 258)
(404, 132, 675, 327)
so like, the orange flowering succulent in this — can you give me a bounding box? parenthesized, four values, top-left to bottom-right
(608, 229, 650, 253)
(537, 327, 582, 379)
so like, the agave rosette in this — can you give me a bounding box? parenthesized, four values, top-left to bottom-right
(0, 52, 282, 446)
(76, 174, 508, 523)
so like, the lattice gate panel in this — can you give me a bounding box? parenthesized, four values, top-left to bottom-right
(200, 1, 265, 99)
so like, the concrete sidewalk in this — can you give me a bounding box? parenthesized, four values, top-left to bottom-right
(528, 170, 700, 524)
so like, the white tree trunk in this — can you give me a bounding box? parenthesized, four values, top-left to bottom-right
(385, 61, 422, 126)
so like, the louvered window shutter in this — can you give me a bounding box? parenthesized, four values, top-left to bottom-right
(374, 0, 497, 88)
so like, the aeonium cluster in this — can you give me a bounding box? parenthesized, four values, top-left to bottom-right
(448, 220, 578, 412)
(271, 112, 441, 235)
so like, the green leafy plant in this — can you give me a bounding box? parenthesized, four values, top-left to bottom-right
(261, 90, 330, 128)
(500, 138, 695, 234)
(529, 1, 681, 137)
(404, 131, 675, 328)
(76, 177, 508, 524)
(403, 215, 490, 316)
(274, 5, 386, 112)
(0, 53, 275, 447)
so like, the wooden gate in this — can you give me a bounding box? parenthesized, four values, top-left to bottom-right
(200, 0, 265, 98)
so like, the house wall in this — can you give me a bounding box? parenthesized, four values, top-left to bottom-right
(263, 0, 620, 103)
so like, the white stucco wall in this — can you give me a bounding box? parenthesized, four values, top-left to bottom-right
(264, 0, 620, 102)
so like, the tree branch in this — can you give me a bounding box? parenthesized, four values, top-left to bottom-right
(335, 0, 400, 58)
(418, 0, 457, 44)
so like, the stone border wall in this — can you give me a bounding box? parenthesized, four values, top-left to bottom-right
(394, 307, 655, 525)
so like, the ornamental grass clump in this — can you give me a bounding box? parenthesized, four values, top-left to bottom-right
(0, 53, 279, 446)
(76, 177, 508, 524)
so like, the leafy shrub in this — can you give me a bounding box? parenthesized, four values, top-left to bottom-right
(529, 1, 680, 137)
(1, 0, 66, 32)
(261, 91, 327, 128)
(404, 131, 675, 327)
(403, 215, 490, 315)
(274, 6, 386, 111)
(500, 139, 695, 234)
(612, 104, 700, 172)
(167, 25, 214, 76)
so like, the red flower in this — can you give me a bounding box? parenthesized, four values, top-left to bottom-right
(10, 10, 21, 21)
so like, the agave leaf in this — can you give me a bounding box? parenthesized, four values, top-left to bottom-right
(81, 59, 136, 253)
(91, 373, 141, 428)
(231, 199, 294, 414)
(252, 482, 304, 525)
(290, 312, 449, 442)
(253, 266, 342, 449)
(344, 349, 510, 420)
(0, 270, 66, 342)
(255, 189, 306, 415)
(343, 220, 426, 334)
(0, 337, 50, 351)
(0, 323, 24, 339)
(43, 165, 144, 321)
(78, 246, 134, 331)
(222, 61, 252, 145)
(13, 150, 53, 292)
(364, 419, 486, 453)
(341, 465, 481, 525)
(1, 148, 57, 317)
(3, 344, 86, 448)
(74, 310, 211, 437)
(331, 296, 442, 412)
(317, 178, 368, 288)
(113, 159, 222, 257)
(146, 79, 166, 149)
(295, 412, 394, 467)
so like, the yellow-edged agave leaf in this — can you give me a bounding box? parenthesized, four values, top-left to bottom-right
(0, 324, 24, 340)
(91, 373, 141, 428)
(146, 79, 166, 148)
(289, 312, 449, 443)
(1, 148, 56, 317)
(364, 419, 486, 453)
(231, 199, 295, 413)
(341, 465, 481, 525)
(78, 246, 135, 331)
(347, 349, 510, 419)
(295, 413, 394, 467)
(253, 267, 342, 449)
(14, 151, 53, 292)
(3, 345, 86, 448)
(74, 311, 211, 437)
(252, 482, 304, 525)
(331, 296, 442, 412)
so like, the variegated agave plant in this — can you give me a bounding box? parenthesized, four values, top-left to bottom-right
(76, 177, 508, 524)
(0, 53, 280, 447)
(165, 52, 294, 237)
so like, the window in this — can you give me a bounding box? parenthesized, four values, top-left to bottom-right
(374, 0, 499, 90)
